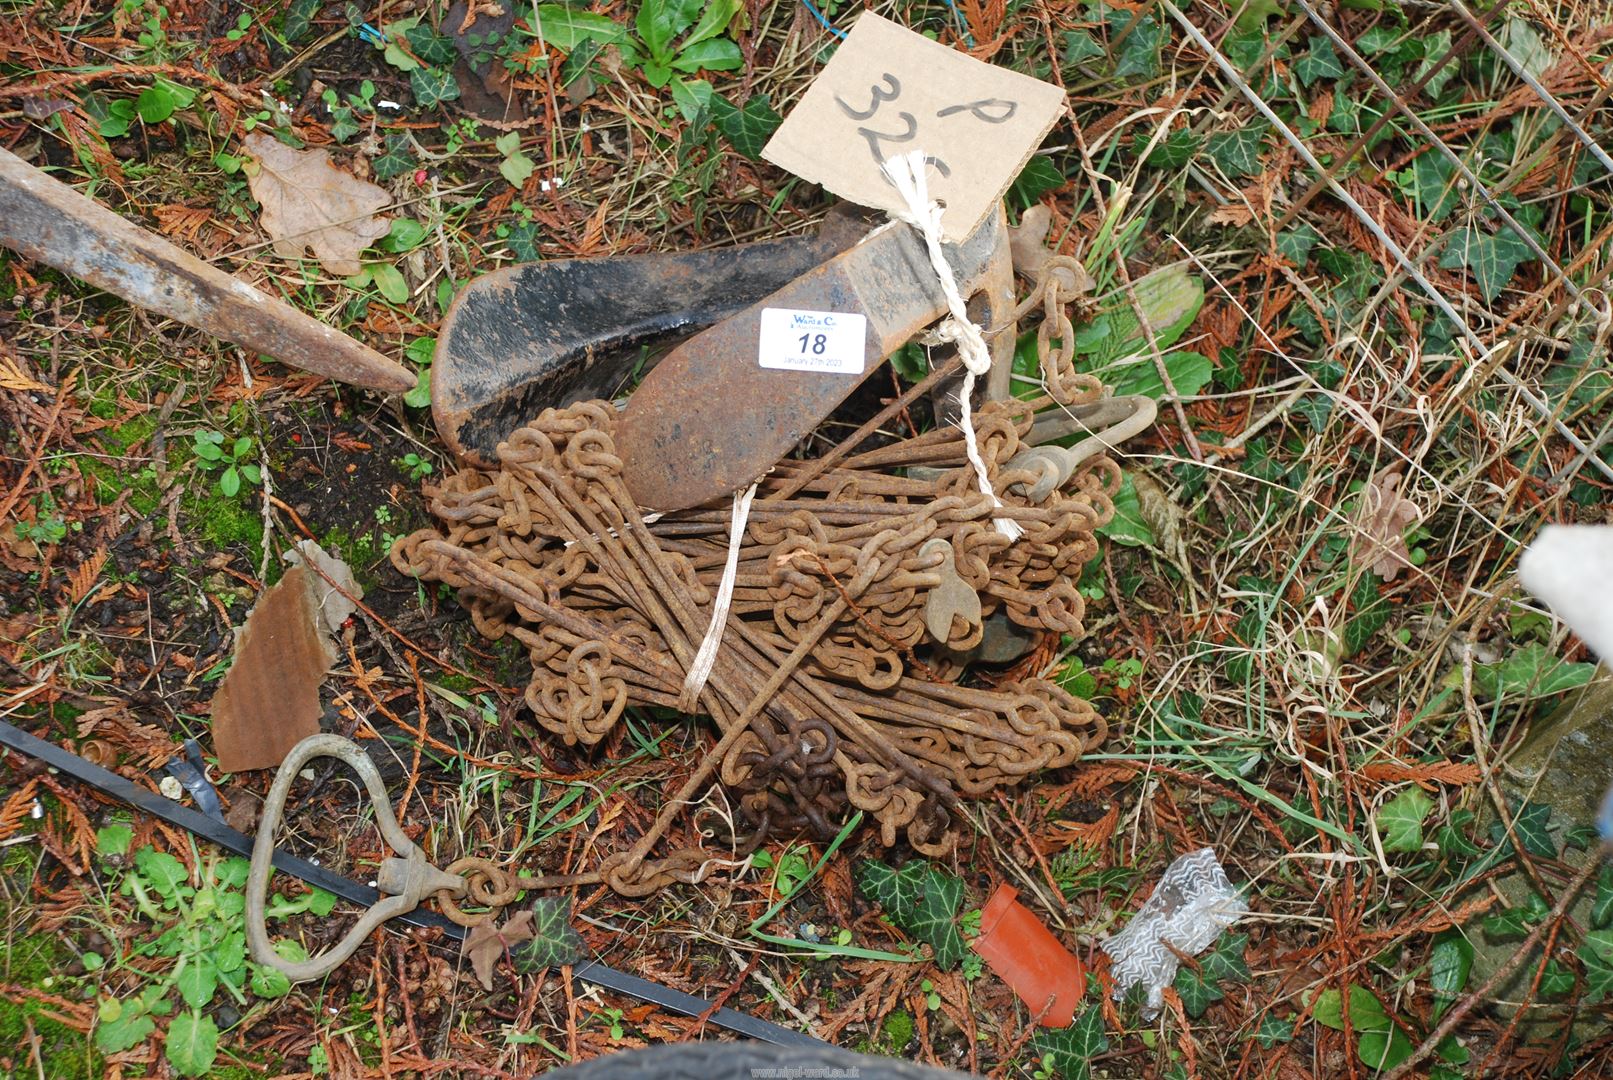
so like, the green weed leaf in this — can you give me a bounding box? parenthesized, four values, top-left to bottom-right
(164, 1010, 218, 1077)
(1377, 787, 1434, 853)
(1097, 473, 1154, 547)
(1010, 156, 1066, 209)
(176, 953, 219, 1009)
(371, 264, 410, 305)
(1029, 1005, 1108, 1080)
(672, 38, 742, 74)
(250, 962, 292, 998)
(95, 998, 155, 1053)
(1428, 931, 1472, 1020)
(533, 6, 629, 51)
(1472, 643, 1595, 700)
(1488, 800, 1557, 859)
(135, 848, 189, 900)
(513, 896, 588, 971)
(97, 824, 133, 856)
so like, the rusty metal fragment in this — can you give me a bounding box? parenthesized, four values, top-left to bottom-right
(615, 207, 1012, 511)
(0, 147, 414, 392)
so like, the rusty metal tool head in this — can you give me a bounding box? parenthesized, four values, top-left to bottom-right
(615, 205, 1014, 512)
(433, 211, 868, 466)
(0, 147, 414, 393)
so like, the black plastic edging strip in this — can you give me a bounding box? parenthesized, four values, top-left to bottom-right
(0, 719, 821, 1048)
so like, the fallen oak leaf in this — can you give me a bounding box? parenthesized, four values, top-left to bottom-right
(462, 910, 536, 991)
(242, 132, 391, 276)
(1353, 469, 1421, 581)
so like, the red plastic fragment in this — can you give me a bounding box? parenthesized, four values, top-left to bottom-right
(970, 884, 1086, 1028)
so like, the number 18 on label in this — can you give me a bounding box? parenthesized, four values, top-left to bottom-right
(757, 308, 868, 375)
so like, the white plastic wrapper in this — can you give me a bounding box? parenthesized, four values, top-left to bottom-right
(1102, 847, 1248, 1016)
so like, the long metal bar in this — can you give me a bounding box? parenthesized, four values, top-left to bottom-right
(0, 148, 414, 393)
(1451, 0, 1613, 179)
(0, 718, 822, 1047)
(1293, 0, 1578, 301)
(1162, 0, 1613, 485)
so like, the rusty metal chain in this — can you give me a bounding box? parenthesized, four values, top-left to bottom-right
(391, 261, 1146, 901)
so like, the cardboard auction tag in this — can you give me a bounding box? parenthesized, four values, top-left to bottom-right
(762, 12, 1066, 242)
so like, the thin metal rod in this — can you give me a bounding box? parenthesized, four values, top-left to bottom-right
(1293, 0, 1577, 300)
(1451, 0, 1613, 178)
(1161, 0, 1613, 484)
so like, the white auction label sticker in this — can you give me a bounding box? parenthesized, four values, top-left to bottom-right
(757, 308, 867, 375)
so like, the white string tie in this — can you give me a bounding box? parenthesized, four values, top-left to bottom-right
(881, 150, 1021, 541)
(679, 481, 759, 710)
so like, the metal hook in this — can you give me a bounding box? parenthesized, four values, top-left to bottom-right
(245, 734, 466, 983)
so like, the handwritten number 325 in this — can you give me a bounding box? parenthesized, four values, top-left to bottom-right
(833, 74, 1019, 178)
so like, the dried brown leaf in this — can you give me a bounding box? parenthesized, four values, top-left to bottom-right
(242, 132, 391, 275)
(1353, 470, 1421, 581)
(462, 910, 535, 991)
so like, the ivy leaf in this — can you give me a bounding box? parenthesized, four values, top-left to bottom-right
(1294, 36, 1345, 86)
(1343, 574, 1391, 655)
(1487, 800, 1557, 859)
(1063, 30, 1104, 65)
(710, 93, 781, 161)
(1253, 1014, 1293, 1047)
(281, 0, 320, 44)
(855, 860, 966, 970)
(1277, 225, 1321, 266)
(1377, 787, 1434, 853)
(409, 66, 461, 110)
(1200, 931, 1251, 984)
(1483, 891, 1549, 942)
(1140, 129, 1202, 169)
(1173, 964, 1224, 1018)
(1406, 152, 1459, 222)
(1415, 30, 1457, 100)
(1029, 1006, 1108, 1080)
(164, 1011, 219, 1077)
(1593, 866, 1613, 929)
(402, 23, 458, 65)
(512, 896, 588, 972)
(1539, 958, 1575, 997)
(1357, 26, 1400, 55)
(1428, 931, 1472, 1020)
(1436, 808, 1483, 859)
(1208, 126, 1267, 178)
(1581, 930, 1613, 1001)
(372, 134, 417, 182)
(1010, 156, 1066, 209)
(1438, 225, 1535, 303)
(1112, 16, 1164, 80)
(1471, 642, 1596, 700)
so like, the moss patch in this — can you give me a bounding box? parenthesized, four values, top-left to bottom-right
(182, 486, 264, 549)
(0, 925, 101, 1077)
